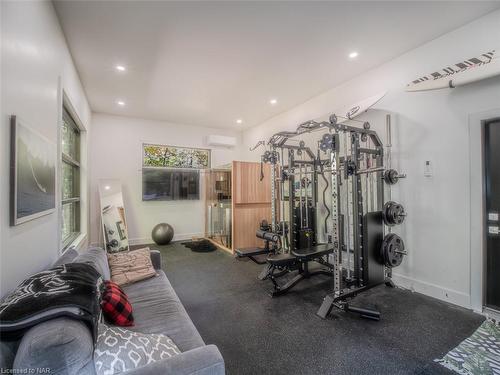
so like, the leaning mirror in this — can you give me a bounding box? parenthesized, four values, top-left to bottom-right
(98, 179, 129, 252)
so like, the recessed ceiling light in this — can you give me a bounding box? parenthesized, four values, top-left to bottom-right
(236, 119, 243, 124)
(115, 65, 126, 72)
(269, 98, 278, 105)
(117, 100, 125, 106)
(105, 185, 111, 190)
(348, 51, 359, 59)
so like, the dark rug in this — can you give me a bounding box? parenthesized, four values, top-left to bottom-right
(182, 239, 217, 253)
(141, 243, 484, 375)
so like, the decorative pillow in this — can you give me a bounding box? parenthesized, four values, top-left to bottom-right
(94, 323, 181, 375)
(101, 281, 134, 327)
(107, 248, 157, 287)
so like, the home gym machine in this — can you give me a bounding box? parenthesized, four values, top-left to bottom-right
(239, 129, 337, 297)
(237, 112, 407, 320)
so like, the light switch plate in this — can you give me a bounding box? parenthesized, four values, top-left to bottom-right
(488, 212, 499, 221)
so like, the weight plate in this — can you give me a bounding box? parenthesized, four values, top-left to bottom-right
(382, 201, 406, 226)
(381, 233, 405, 268)
(383, 169, 399, 185)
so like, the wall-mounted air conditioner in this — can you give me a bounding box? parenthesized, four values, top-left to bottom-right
(206, 135, 237, 148)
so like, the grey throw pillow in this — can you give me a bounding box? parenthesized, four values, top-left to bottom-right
(94, 323, 181, 374)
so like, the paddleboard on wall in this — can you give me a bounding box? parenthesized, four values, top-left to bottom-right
(335, 91, 387, 124)
(406, 50, 500, 92)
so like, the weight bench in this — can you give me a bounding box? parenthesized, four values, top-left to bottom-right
(235, 247, 271, 265)
(263, 244, 334, 297)
(292, 244, 332, 261)
(235, 222, 281, 264)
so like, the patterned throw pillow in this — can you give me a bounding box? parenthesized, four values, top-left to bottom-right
(101, 281, 134, 326)
(94, 323, 181, 375)
(107, 248, 157, 287)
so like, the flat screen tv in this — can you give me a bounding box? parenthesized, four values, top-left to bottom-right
(142, 169, 200, 201)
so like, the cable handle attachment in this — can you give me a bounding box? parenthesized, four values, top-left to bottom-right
(250, 140, 265, 151)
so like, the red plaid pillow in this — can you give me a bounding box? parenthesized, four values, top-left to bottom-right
(101, 280, 134, 326)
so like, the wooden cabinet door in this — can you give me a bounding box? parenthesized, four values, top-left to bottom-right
(232, 161, 272, 251)
(232, 161, 271, 204)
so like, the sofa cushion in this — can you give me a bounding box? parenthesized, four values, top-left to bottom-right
(0, 340, 18, 370)
(108, 248, 157, 287)
(94, 323, 181, 375)
(101, 281, 134, 327)
(75, 247, 111, 280)
(13, 318, 95, 375)
(52, 248, 79, 267)
(149, 250, 162, 271)
(122, 271, 205, 352)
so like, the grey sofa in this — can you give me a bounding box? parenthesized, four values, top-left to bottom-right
(2, 247, 225, 375)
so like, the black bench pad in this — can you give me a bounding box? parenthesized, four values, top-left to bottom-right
(292, 244, 333, 260)
(235, 247, 270, 258)
(267, 253, 296, 266)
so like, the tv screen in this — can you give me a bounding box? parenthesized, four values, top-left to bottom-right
(142, 169, 200, 201)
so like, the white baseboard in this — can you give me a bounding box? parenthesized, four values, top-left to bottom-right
(392, 273, 471, 309)
(129, 232, 204, 246)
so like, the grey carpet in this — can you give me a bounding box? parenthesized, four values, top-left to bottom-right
(140, 243, 484, 375)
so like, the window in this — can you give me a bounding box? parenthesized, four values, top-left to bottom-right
(61, 107, 81, 249)
(142, 144, 210, 169)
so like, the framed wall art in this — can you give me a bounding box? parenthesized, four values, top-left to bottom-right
(10, 116, 56, 225)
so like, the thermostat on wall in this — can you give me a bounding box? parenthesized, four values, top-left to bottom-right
(424, 160, 433, 177)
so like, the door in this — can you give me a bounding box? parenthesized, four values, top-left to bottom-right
(485, 120, 500, 310)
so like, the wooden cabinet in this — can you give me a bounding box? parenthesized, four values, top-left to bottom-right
(233, 161, 271, 204)
(231, 161, 272, 251)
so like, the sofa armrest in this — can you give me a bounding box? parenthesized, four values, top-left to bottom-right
(150, 250, 162, 270)
(124, 345, 224, 375)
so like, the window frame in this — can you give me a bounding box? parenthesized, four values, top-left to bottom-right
(142, 143, 211, 169)
(61, 105, 82, 251)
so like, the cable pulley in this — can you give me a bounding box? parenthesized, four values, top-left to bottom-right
(319, 133, 335, 152)
(262, 150, 278, 164)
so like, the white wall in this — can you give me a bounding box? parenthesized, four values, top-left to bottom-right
(241, 10, 500, 309)
(89, 113, 241, 245)
(0, 1, 91, 296)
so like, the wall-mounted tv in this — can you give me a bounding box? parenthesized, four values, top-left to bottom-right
(142, 169, 200, 201)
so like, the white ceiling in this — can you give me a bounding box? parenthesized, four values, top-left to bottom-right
(54, 1, 500, 129)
